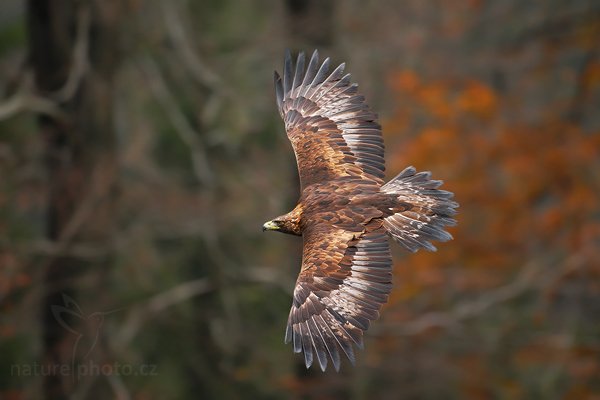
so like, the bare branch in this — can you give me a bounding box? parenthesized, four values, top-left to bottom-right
(230, 265, 294, 295)
(106, 374, 131, 400)
(115, 279, 213, 347)
(29, 240, 115, 259)
(0, 5, 90, 121)
(160, 2, 221, 91)
(18, 159, 118, 305)
(139, 57, 214, 187)
(0, 73, 65, 121)
(50, 5, 91, 102)
(376, 255, 585, 336)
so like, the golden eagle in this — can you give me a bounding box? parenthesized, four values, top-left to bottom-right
(263, 50, 458, 371)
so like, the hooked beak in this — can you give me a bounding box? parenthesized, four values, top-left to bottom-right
(262, 220, 279, 232)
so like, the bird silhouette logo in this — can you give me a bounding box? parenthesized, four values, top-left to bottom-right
(51, 294, 121, 380)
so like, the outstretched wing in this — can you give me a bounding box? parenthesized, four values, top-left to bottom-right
(285, 218, 393, 371)
(274, 50, 385, 189)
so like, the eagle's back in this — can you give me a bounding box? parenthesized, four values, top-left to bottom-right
(298, 180, 394, 234)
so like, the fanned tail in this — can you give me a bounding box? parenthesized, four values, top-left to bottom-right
(382, 166, 458, 252)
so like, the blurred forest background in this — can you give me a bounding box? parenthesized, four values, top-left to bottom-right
(1, 0, 599, 399)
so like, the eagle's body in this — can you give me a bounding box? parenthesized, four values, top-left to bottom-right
(263, 50, 458, 372)
(278, 179, 397, 236)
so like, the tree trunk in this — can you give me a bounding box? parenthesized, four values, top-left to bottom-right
(27, 1, 122, 397)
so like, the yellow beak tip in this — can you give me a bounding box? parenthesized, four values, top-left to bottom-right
(262, 221, 278, 231)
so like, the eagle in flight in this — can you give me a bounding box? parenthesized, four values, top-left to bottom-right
(263, 50, 458, 372)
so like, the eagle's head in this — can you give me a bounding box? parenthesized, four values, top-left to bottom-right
(262, 211, 302, 236)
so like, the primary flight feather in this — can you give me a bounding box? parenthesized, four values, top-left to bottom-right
(263, 50, 458, 372)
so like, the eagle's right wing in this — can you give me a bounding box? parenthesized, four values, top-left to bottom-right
(274, 50, 385, 189)
(285, 218, 393, 371)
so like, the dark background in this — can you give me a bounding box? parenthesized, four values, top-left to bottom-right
(1, 0, 599, 399)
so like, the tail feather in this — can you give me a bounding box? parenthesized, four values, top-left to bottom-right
(382, 166, 458, 252)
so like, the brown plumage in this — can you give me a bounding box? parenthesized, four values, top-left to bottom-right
(263, 50, 458, 371)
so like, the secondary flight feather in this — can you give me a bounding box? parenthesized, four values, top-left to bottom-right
(263, 50, 458, 372)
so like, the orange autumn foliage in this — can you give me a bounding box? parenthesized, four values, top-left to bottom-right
(381, 68, 600, 398)
(385, 70, 599, 288)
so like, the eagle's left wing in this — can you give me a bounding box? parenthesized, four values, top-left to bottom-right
(274, 50, 386, 189)
(285, 217, 393, 371)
